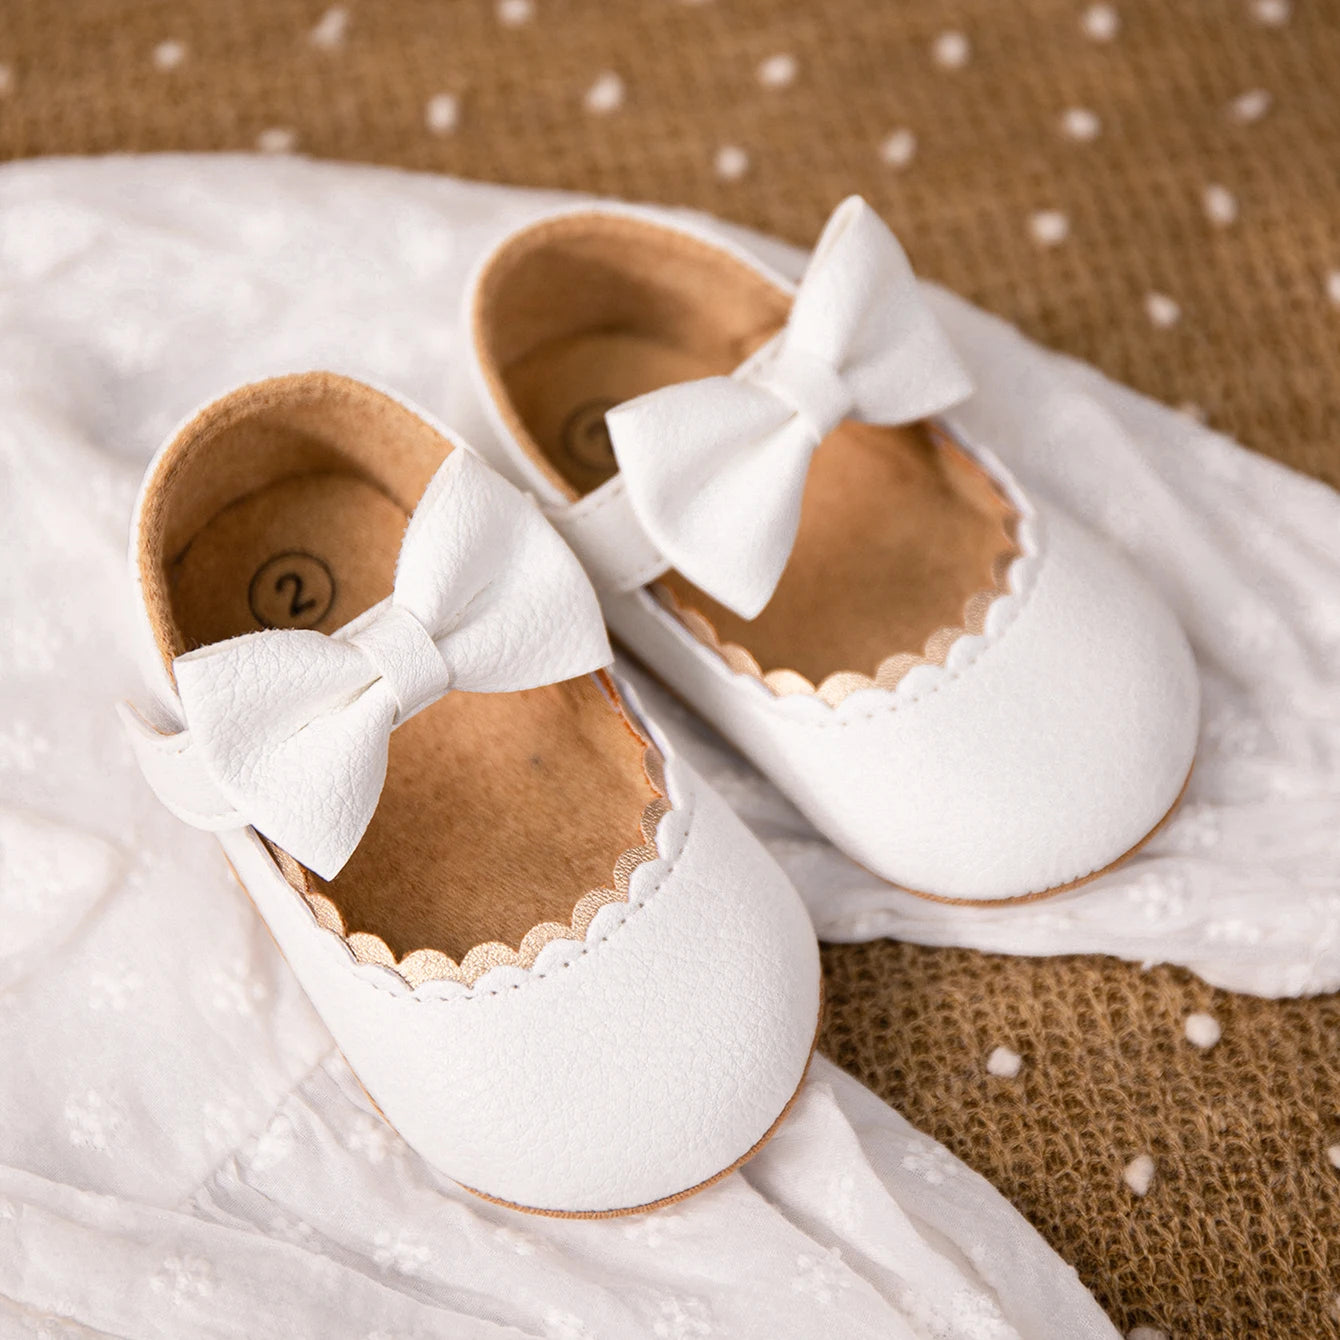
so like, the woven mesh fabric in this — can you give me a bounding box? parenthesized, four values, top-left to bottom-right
(1, 2, 1337, 1334)
(822, 944, 1340, 1339)
(1, 0, 1337, 484)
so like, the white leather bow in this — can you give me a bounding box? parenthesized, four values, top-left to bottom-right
(604, 196, 974, 620)
(123, 448, 611, 879)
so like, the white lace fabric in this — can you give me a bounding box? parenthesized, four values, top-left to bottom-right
(0, 158, 1118, 1339)
(0, 153, 1331, 1336)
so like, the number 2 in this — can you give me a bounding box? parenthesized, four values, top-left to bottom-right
(275, 571, 318, 618)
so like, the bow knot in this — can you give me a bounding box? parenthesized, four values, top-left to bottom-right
(123, 447, 611, 879)
(752, 341, 853, 441)
(605, 196, 974, 620)
(344, 603, 452, 724)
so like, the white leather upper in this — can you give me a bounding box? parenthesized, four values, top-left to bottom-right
(220, 735, 820, 1213)
(459, 201, 1202, 899)
(125, 376, 822, 1213)
(602, 486, 1199, 898)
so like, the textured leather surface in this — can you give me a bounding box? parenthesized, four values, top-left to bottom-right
(221, 743, 822, 1213)
(603, 497, 1199, 898)
(546, 473, 669, 597)
(460, 203, 1201, 900)
(605, 197, 972, 619)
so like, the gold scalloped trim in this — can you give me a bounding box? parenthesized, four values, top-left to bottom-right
(657, 447, 1022, 708)
(279, 746, 669, 989)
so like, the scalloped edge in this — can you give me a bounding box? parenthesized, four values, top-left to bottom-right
(655, 425, 1028, 708)
(281, 745, 669, 989)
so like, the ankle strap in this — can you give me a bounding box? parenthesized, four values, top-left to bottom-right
(544, 474, 669, 597)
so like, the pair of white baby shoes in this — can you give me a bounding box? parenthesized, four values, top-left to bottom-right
(122, 198, 1198, 1216)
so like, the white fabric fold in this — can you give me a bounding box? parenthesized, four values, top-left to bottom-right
(0, 1057, 1117, 1340)
(605, 196, 973, 619)
(0, 156, 1128, 1339)
(125, 446, 612, 878)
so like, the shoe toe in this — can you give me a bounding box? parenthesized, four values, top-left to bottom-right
(809, 502, 1199, 899)
(341, 751, 821, 1215)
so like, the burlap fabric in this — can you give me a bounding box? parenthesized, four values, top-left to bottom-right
(1, 2, 1336, 1335)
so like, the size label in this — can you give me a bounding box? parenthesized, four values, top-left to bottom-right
(248, 551, 336, 630)
(559, 398, 618, 475)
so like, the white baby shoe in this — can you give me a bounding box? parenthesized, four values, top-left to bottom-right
(457, 196, 1200, 902)
(120, 372, 820, 1215)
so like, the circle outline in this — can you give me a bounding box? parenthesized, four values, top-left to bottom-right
(247, 550, 336, 630)
(559, 397, 619, 472)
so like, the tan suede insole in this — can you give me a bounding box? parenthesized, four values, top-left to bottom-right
(169, 469, 655, 962)
(506, 332, 1016, 687)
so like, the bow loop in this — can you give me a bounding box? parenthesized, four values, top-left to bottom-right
(606, 196, 974, 620)
(143, 446, 611, 880)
